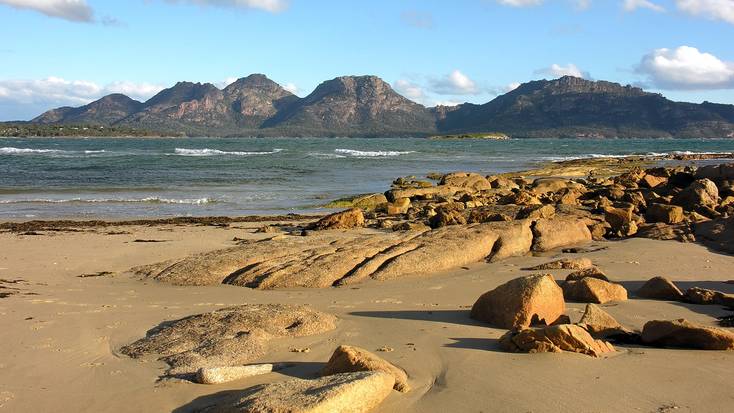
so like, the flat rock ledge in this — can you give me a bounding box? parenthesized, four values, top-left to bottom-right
(129, 216, 591, 289)
(120, 304, 337, 376)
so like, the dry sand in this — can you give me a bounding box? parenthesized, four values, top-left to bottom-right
(1, 221, 733, 412)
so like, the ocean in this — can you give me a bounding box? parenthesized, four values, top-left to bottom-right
(2, 136, 734, 219)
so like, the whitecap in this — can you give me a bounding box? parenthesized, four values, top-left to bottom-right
(333, 149, 416, 157)
(173, 148, 283, 156)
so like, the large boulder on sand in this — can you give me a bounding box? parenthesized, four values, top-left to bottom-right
(636, 276, 684, 301)
(694, 216, 734, 254)
(207, 371, 395, 413)
(120, 304, 337, 376)
(310, 208, 366, 230)
(672, 178, 719, 210)
(322, 345, 409, 393)
(531, 217, 592, 252)
(641, 319, 734, 350)
(499, 324, 615, 357)
(562, 277, 628, 304)
(440, 172, 492, 192)
(470, 274, 566, 329)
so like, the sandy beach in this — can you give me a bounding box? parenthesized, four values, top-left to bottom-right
(1, 214, 732, 412)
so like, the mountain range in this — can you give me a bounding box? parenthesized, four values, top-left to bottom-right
(31, 74, 734, 138)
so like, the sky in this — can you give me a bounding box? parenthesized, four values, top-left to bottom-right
(1, 0, 733, 121)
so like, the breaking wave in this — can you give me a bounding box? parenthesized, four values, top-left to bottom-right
(173, 148, 283, 156)
(333, 149, 416, 157)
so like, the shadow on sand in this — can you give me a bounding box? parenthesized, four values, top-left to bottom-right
(348, 309, 482, 327)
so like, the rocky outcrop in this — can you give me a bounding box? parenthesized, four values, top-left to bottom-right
(641, 319, 734, 350)
(524, 258, 593, 271)
(322, 345, 409, 393)
(578, 304, 633, 340)
(470, 274, 566, 329)
(120, 304, 337, 376)
(499, 324, 616, 357)
(646, 204, 684, 224)
(205, 371, 394, 413)
(196, 364, 277, 385)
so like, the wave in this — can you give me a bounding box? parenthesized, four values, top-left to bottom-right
(0, 147, 108, 156)
(333, 149, 416, 157)
(173, 148, 283, 156)
(0, 197, 216, 205)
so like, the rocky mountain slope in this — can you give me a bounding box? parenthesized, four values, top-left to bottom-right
(31, 75, 734, 138)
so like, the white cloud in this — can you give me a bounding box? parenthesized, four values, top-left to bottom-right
(430, 70, 479, 95)
(505, 82, 522, 92)
(535, 63, 589, 78)
(637, 46, 734, 90)
(497, 0, 543, 6)
(0, 77, 166, 119)
(282, 82, 298, 95)
(623, 0, 665, 12)
(433, 100, 464, 107)
(676, 0, 734, 24)
(393, 79, 426, 102)
(0, 0, 93, 22)
(163, 0, 289, 13)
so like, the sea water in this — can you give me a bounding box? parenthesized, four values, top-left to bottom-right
(2, 136, 734, 219)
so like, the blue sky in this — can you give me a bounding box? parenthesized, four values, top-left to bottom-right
(1, 0, 733, 120)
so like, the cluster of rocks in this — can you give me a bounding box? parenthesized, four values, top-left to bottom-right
(122, 305, 409, 413)
(468, 264, 734, 357)
(330, 163, 734, 253)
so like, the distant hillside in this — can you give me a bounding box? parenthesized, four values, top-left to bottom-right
(437, 76, 734, 138)
(28, 74, 734, 138)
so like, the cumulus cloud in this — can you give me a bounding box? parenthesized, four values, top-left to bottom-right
(282, 82, 298, 95)
(623, 0, 665, 12)
(0, 77, 166, 120)
(676, 0, 734, 24)
(535, 63, 589, 78)
(0, 0, 93, 22)
(430, 70, 479, 95)
(636, 46, 734, 90)
(505, 82, 522, 92)
(163, 0, 289, 13)
(393, 79, 426, 102)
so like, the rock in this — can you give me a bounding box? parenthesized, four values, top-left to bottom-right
(120, 304, 337, 376)
(578, 304, 631, 340)
(487, 220, 534, 262)
(210, 371, 395, 413)
(470, 274, 566, 329)
(525, 257, 593, 271)
(517, 204, 555, 220)
(694, 216, 734, 254)
(499, 324, 615, 357)
(555, 188, 584, 205)
(391, 221, 430, 232)
(604, 205, 637, 237)
(672, 178, 719, 210)
(588, 222, 609, 241)
(565, 266, 609, 282)
(352, 194, 388, 211)
(440, 172, 492, 192)
(532, 178, 586, 195)
(322, 345, 409, 393)
(385, 185, 459, 202)
(636, 276, 684, 301)
(641, 319, 734, 350)
(310, 208, 365, 230)
(641, 174, 668, 188)
(531, 217, 592, 252)
(637, 222, 695, 243)
(386, 198, 410, 215)
(196, 364, 277, 384)
(646, 203, 684, 224)
(255, 225, 280, 234)
(562, 277, 628, 304)
(502, 190, 542, 206)
(428, 208, 466, 228)
(489, 176, 519, 190)
(685, 287, 734, 307)
(695, 163, 734, 181)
